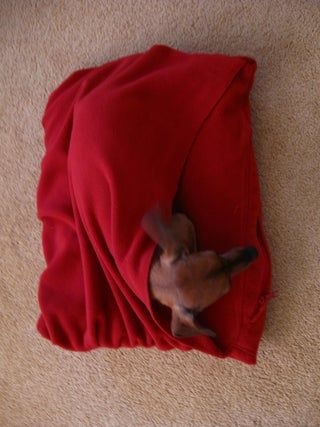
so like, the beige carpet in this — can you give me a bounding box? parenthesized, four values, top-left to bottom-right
(1, 1, 319, 426)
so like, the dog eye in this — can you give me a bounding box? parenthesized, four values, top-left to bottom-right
(184, 306, 200, 316)
(172, 247, 189, 263)
(206, 269, 220, 279)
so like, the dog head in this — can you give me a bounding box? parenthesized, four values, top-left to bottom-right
(142, 208, 258, 339)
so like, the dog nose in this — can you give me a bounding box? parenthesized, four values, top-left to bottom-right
(242, 246, 258, 263)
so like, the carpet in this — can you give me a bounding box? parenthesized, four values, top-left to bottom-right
(1, 1, 319, 426)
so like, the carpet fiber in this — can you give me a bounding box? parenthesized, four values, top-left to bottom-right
(1, 1, 319, 426)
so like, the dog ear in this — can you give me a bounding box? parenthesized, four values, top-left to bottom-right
(141, 206, 172, 249)
(221, 246, 258, 275)
(141, 208, 197, 262)
(171, 305, 216, 339)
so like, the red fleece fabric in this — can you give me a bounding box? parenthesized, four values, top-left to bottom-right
(37, 45, 272, 364)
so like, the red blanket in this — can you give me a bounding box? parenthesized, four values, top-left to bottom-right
(37, 45, 272, 364)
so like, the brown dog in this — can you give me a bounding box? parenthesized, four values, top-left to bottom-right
(142, 209, 258, 339)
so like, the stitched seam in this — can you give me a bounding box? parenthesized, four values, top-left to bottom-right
(236, 124, 252, 347)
